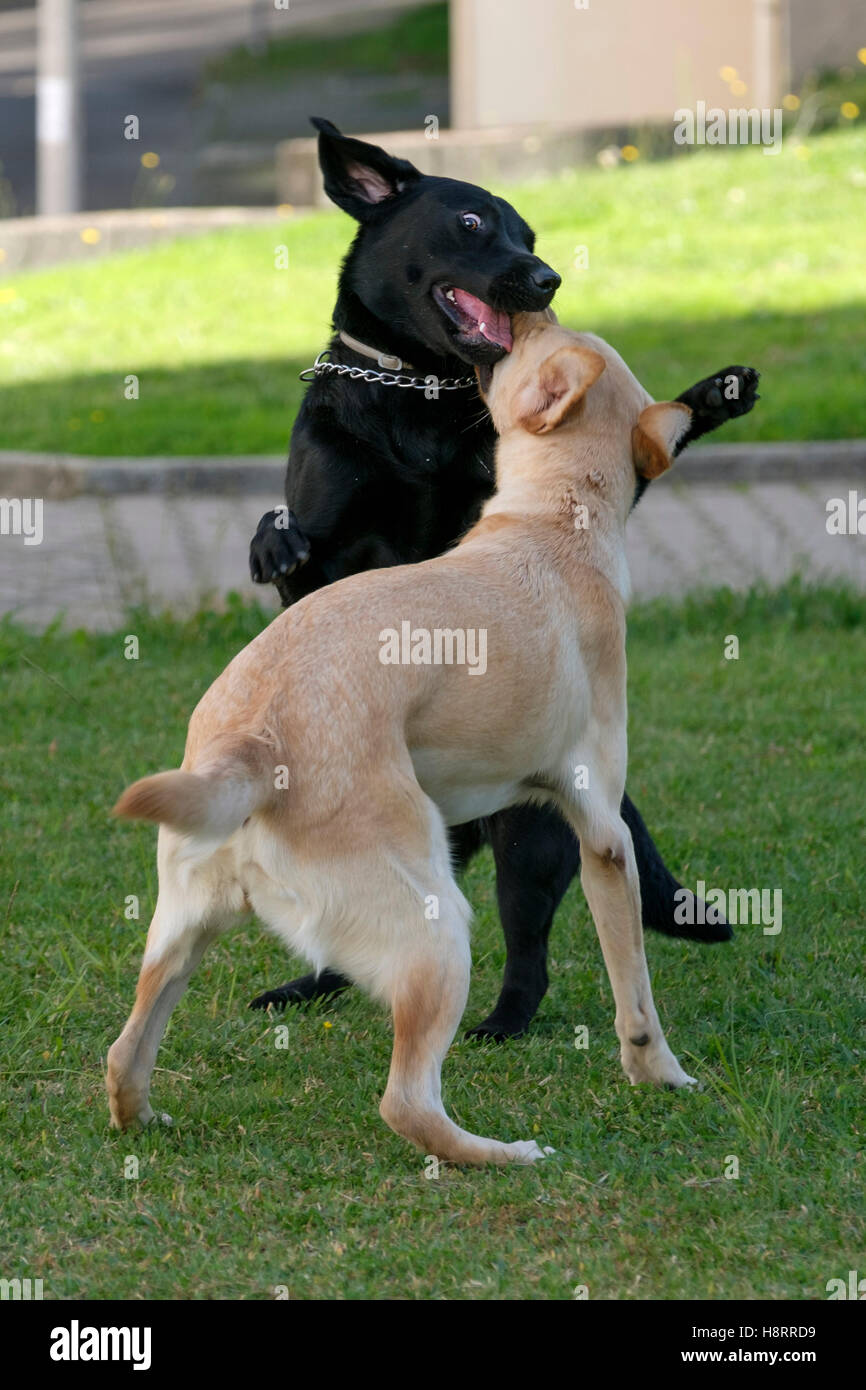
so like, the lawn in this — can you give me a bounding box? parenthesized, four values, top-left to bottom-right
(1, 582, 863, 1300)
(202, 1, 449, 84)
(1, 124, 865, 455)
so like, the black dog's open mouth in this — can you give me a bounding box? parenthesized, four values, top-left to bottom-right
(432, 284, 513, 352)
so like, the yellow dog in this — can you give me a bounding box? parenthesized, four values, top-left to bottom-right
(109, 311, 697, 1164)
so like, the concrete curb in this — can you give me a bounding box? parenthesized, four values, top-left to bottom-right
(669, 439, 866, 483)
(0, 454, 286, 499)
(1, 440, 865, 500)
(0, 207, 309, 275)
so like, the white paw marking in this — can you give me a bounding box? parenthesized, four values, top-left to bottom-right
(510, 1139, 555, 1164)
(624, 1040, 697, 1090)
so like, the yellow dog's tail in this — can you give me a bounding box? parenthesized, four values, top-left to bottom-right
(114, 733, 275, 841)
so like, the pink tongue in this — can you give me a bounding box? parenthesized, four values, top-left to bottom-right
(451, 288, 513, 351)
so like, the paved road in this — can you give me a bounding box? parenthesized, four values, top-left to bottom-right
(3, 474, 864, 631)
(0, 0, 432, 214)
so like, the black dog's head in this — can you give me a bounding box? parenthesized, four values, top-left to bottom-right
(313, 117, 561, 365)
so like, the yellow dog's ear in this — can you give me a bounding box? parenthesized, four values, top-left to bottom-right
(632, 401, 693, 479)
(517, 344, 606, 435)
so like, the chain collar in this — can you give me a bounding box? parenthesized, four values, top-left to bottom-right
(299, 347, 477, 392)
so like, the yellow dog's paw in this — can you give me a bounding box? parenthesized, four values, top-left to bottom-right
(508, 1139, 556, 1164)
(623, 1039, 697, 1090)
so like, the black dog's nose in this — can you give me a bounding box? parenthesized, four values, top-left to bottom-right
(531, 265, 561, 295)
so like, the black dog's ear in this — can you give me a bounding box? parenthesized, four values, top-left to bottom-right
(310, 116, 421, 221)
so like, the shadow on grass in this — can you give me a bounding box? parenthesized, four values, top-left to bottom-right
(1, 303, 865, 456)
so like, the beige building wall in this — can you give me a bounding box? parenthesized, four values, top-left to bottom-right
(787, 0, 865, 83)
(450, 0, 857, 132)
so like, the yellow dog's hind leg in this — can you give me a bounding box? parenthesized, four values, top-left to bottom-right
(107, 828, 246, 1129)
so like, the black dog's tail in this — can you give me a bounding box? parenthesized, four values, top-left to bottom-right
(622, 794, 733, 943)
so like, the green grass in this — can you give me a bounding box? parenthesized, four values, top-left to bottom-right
(793, 69, 866, 136)
(1, 582, 863, 1299)
(1, 124, 865, 455)
(202, 2, 448, 84)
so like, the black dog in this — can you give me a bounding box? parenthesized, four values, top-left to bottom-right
(248, 118, 758, 1039)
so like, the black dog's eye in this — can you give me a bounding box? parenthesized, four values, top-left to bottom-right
(460, 212, 483, 231)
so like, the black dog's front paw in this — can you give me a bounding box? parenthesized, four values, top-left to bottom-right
(686, 365, 761, 425)
(249, 508, 311, 584)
